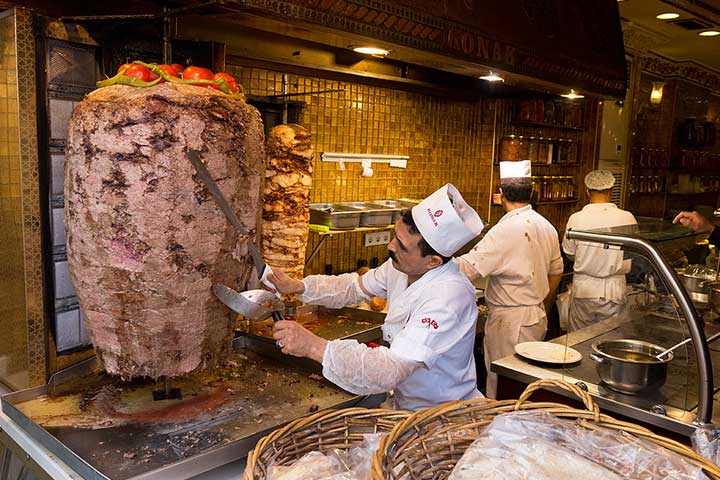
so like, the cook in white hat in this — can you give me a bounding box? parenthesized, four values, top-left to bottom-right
(266, 184, 486, 410)
(457, 160, 563, 398)
(562, 169, 637, 332)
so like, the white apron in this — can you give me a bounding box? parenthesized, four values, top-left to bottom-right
(483, 304, 547, 398)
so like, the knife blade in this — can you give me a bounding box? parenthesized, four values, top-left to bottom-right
(213, 284, 284, 322)
(187, 149, 268, 279)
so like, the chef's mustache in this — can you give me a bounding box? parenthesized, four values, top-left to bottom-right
(388, 250, 397, 262)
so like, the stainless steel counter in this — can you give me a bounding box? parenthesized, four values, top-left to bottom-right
(493, 307, 720, 436)
(0, 318, 385, 480)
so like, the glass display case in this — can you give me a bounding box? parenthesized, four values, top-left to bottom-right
(494, 217, 719, 435)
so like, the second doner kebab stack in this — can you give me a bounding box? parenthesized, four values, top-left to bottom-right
(262, 124, 314, 294)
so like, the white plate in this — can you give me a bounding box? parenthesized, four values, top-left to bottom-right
(514, 341, 582, 365)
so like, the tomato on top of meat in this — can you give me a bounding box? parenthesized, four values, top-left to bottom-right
(122, 64, 153, 82)
(170, 63, 184, 73)
(158, 64, 180, 78)
(213, 72, 240, 93)
(182, 66, 218, 89)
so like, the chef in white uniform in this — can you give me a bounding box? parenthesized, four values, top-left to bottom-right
(562, 170, 637, 331)
(268, 184, 485, 411)
(457, 160, 563, 398)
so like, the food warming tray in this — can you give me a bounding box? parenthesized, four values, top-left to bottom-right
(1, 310, 384, 480)
(335, 202, 394, 227)
(309, 203, 362, 230)
(370, 200, 416, 223)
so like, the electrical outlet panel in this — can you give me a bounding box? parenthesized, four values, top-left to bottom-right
(365, 231, 391, 247)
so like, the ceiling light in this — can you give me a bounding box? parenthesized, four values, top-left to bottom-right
(560, 89, 584, 100)
(352, 46, 390, 55)
(479, 73, 504, 82)
(656, 12, 680, 20)
(698, 30, 720, 37)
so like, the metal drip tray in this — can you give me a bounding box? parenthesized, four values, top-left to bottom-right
(1, 332, 382, 479)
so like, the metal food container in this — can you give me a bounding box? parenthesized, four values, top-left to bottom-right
(310, 203, 362, 230)
(590, 339, 672, 394)
(370, 200, 416, 223)
(335, 202, 394, 227)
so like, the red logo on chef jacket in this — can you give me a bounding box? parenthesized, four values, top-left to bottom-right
(426, 208, 443, 227)
(421, 317, 439, 329)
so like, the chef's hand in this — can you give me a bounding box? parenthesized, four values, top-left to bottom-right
(273, 320, 327, 362)
(673, 211, 715, 234)
(267, 268, 305, 295)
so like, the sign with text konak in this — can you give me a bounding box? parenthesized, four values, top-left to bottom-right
(238, 0, 627, 98)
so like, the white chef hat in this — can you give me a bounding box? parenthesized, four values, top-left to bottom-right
(499, 160, 531, 183)
(411, 184, 484, 257)
(585, 170, 615, 190)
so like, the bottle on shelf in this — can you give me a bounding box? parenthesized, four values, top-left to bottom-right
(544, 100, 556, 125)
(531, 176, 542, 202)
(533, 100, 545, 123)
(537, 137, 548, 165)
(527, 136, 538, 163)
(552, 176, 562, 200)
(501, 135, 521, 161)
(542, 176, 552, 201)
(556, 139, 567, 164)
(518, 135, 529, 161)
(546, 138, 555, 165)
(567, 140, 578, 164)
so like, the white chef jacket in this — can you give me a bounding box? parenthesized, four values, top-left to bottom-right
(301, 259, 480, 411)
(562, 203, 637, 303)
(458, 205, 563, 398)
(459, 205, 563, 307)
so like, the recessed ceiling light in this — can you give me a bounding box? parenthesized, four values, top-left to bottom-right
(560, 90, 584, 99)
(698, 30, 720, 36)
(656, 12, 680, 20)
(479, 73, 504, 82)
(352, 46, 390, 55)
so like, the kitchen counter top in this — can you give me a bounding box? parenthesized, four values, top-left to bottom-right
(492, 307, 720, 436)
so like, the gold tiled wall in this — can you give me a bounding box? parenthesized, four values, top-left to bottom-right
(0, 9, 28, 389)
(227, 64, 496, 275)
(0, 8, 44, 389)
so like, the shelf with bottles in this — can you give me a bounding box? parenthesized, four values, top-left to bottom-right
(629, 175, 666, 195)
(629, 146, 670, 169)
(669, 149, 720, 171)
(491, 175, 577, 206)
(666, 173, 720, 195)
(499, 134, 580, 165)
(666, 191, 720, 196)
(512, 99, 584, 129)
(536, 199, 579, 205)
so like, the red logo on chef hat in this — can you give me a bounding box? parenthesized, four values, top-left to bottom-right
(421, 317, 439, 329)
(426, 208, 441, 227)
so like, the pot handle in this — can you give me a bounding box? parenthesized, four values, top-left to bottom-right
(514, 379, 600, 421)
(589, 353, 606, 364)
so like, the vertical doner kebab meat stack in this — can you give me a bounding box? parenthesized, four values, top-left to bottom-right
(65, 66, 263, 379)
(262, 124, 313, 288)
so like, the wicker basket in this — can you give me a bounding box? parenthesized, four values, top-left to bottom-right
(372, 379, 720, 480)
(243, 407, 410, 479)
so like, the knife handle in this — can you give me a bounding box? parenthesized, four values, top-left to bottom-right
(271, 311, 283, 322)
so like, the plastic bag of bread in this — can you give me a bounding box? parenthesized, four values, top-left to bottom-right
(267, 433, 382, 480)
(450, 412, 707, 480)
(268, 452, 340, 479)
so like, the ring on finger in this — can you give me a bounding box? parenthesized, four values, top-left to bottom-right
(276, 340, 284, 348)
